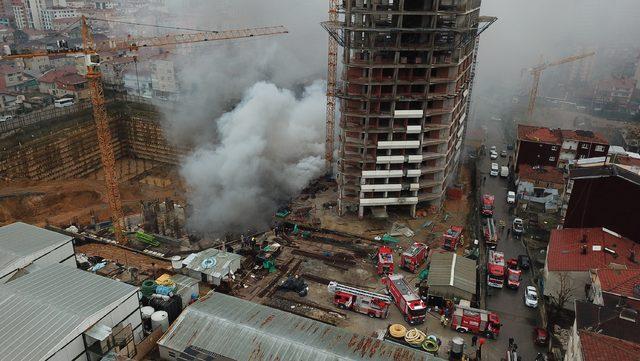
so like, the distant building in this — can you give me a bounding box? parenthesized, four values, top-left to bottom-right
(0, 63, 37, 91)
(0, 222, 75, 283)
(158, 292, 436, 361)
(12, 0, 77, 30)
(543, 227, 640, 310)
(0, 263, 142, 361)
(515, 124, 608, 171)
(149, 57, 178, 100)
(563, 162, 640, 241)
(38, 65, 87, 98)
(593, 77, 637, 112)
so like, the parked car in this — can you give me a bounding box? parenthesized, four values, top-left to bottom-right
(507, 191, 516, 204)
(507, 144, 514, 150)
(518, 255, 531, 270)
(490, 150, 498, 159)
(524, 286, 538, 308)
(490, 146, 497, 152)
(513, 218, 524, 235)
(500, 166, 509, 178)
(0, 115, 13, 122)
(500, 150, 507, 157)
(490, 163, 499, 177)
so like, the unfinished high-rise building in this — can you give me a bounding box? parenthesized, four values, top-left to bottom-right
(335, 0, 487, 217)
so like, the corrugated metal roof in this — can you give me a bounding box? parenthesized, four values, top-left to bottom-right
(182, 248, 243, 278)
(427, 252, 476, 296)
(0, 222, 73, 278)
(0, 264, 138, 361)
(158, 293, 442, 361)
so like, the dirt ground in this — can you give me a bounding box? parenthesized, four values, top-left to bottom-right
(75, 242, 171, 275)
(0, 159, 185, 227)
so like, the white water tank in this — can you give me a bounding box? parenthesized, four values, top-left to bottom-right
(140, 306, 155, 319)
(151, 310, 169, 332)
(171, 256, 182, 269)
(451, 336, 465, 356)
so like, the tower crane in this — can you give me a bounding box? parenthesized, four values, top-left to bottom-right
(2, 16, 287, 244)
(526, 51, 595, 119)
(325, 0, 339, 172)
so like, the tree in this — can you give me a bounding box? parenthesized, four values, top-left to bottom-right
(549, 272, 576, 313)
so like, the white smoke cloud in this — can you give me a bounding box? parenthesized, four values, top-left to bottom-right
(180, 81, 326, 235)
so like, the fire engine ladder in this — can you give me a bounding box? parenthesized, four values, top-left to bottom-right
(329, 282, 392, 303)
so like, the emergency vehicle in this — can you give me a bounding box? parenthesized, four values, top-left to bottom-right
(487, 250, 505, 288)
(400, 243, 429, 273)
(481, 194, 495, 216)
(382, 274, 427, 325)
(376, 246, 394, 275)
(483, 218, 498, 249)
(328, 281, 391, 318)
(451, 300, 501, 338)
(442, 226, 463, 251)
(506, 259, 522, 289)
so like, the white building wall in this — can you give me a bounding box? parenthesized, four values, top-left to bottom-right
(48, 335, 87, 361)
(33, 241, 75, 269)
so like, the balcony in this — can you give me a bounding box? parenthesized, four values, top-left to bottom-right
(359, 196, 419, 206)
(378, 140, 420, 149)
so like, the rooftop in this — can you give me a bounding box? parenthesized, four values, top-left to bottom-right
(38, 65, 77, 83)
(597, 268, 640, 299)
(517, 164, 565, 185)
(427, 252, 476, 296)
(56, 73, 86, 86)
(157, 292, 440, 361)
(0, 264, 138, 361)
(578, 330, 640, 361)
(575, 300, 640, 344)
(569, 163, 640, 186)
(561, 129, 608, 144)
(0, 64, 20, 75)
(547, 227, 639, 272)
(182, 248, 243, 279)
(517, 124, 562, 145)
(0, 222, 73, 279)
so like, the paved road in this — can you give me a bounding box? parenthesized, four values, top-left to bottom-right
(480, 126, 546, 361)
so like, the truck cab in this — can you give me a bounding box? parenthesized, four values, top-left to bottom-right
(481, 194, 495, 217)
(442, 226, 463, 251)
(400, 243, 429, 273)
(376, 246, 394, 275)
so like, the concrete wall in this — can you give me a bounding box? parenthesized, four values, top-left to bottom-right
(543, 263, 590, 311)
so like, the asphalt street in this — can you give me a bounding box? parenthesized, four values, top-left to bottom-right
(480, 126, 547, 361)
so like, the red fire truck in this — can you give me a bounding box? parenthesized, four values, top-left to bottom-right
(376, 246, 394, 275)
(382, 274, 427, 325)
(483, 218, 498, 249)
(506, 259, 522, 289)
(400, 243, 429, 273)
(451, 299, 501, 338)
(328, 281, 392, 318)
(442, 226, 464, 251)
(487, 250, 505, 289)
(481, 194, 495, 217)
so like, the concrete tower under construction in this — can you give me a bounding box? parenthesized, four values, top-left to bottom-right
(335, 0, 486, 217)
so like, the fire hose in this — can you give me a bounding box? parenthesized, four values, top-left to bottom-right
(404, 328, 426, 346)
(388, 324, 406, 338)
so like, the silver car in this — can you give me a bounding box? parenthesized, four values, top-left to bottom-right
(525, 286, 538, 308)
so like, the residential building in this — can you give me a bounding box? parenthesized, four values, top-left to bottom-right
(123, 66, 152, 98)
(563, 162, 640, 241)
(38, 65, 83, 97)
(620, 127, 640, 153)
(157, 292, 438, 361)
(543, 227, 640, 310)
(426, 252, 476, 302)
(0, 222, 75, 283)
(0, 263, 142, 361)
(0, 63, 37, 91)
(149, 57, 178, 100)
(515, 165, 565, 229)
(515, 125, 608, 171)
(565, 298, 640, 361)
(12, 0, 77, 30)
(515, 124, 562, 171)
(593, 77, 637, 112)
(19, 54, 51, 73)
(51, 15, 77, 30)
(516, 164, 564, 198)
(559, 129, 609, 168)
(588, 268, 640, 308)
(336, 0, 484, 218)
(181, 248, 243, 286)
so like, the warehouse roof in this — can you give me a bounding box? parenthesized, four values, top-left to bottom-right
(427, 252, 477, 296)
(0, 264, 138, 361)
(0, 222, 73, 279)
(158, 292, 441, 361)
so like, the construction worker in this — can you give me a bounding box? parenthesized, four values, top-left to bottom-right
(471, 335, 478, 346)
(440, 314, 447, 327)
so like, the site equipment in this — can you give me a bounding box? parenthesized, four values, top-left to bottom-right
(442, 226, 464, 251)
(487, 250, 505, 289)
(506, 258, 522, 289)
(278, 275, 309, 297)
(400, 243, 429, 273)
(327, 281, 391, 318)
(451, 299, 501, 338)
(526, 51, 595, 119)
(1, 17, 287, 244)
(376, 246, 394, 275)
(481, 194, 495, 217)
(382, 274, 427, 325)
(483, 218, 498, 249)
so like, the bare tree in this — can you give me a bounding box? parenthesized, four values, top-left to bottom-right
(549, 272, 576, 312)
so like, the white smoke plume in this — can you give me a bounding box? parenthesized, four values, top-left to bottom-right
(149, 1, 329, 235)
(180, 81, 326, 234)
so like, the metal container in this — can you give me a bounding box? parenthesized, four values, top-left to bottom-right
(171, 256, 182, 269)
(151, 310, 169, 332)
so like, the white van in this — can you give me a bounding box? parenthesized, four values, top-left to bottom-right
(490, 163, 499, 177)
(500, 166, 509, 178)
(54, 98, 74, 108)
